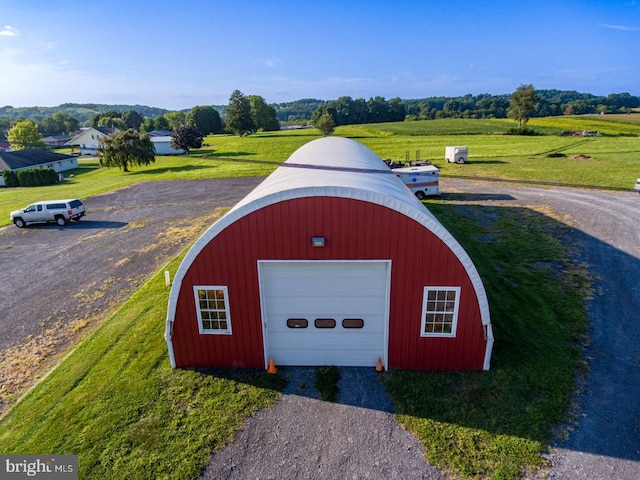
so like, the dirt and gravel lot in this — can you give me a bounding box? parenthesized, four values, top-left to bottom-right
(1, 176, 639, 478)
(0, 177, 263, 412)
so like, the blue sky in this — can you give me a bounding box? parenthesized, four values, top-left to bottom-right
(0, 0, 638, 110)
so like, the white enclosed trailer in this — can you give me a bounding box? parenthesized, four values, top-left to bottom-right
(392, 165, 440, 199)
(445, 146, 468, 164)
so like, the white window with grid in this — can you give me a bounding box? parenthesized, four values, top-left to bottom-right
(194, 286, 232, 334)
(420, 287, 460, 337)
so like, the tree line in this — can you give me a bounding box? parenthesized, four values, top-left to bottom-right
(2, 91, 280, 149)
(2, 89, 639, 142)
(403, 90, 639, 120)
(97, 90, 277, 171)
(304, 90, 639, 128)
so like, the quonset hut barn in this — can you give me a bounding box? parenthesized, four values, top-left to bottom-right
(165, 137, 493, 370)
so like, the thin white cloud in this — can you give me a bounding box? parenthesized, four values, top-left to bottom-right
(0, 25, 19, 37)
(600, 23, 640, 31)
(263, 57, 281, 68)
(38, 41, 59, 51)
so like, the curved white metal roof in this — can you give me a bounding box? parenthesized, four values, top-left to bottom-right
(166, 137, 492, 369)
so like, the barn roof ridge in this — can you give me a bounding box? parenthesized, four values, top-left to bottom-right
(279, 162, 394, 175)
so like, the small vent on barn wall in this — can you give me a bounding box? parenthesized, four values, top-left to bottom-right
(165, 271, 171, 287)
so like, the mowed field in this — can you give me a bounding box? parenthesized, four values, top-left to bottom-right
(1, 115, 640, 227)
(0, 115, 639, 479)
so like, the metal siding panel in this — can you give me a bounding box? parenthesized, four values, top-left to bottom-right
(171, 196, 487, 370)
(172, 223, 266, 368)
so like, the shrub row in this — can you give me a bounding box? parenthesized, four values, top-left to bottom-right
(2, 168, 58, 187)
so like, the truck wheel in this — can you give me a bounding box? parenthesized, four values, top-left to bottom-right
(56, 216, 67, 226)
(415, 191, 426, 200)
(14, 217, 26, 228)
(457, 157, 466, 164)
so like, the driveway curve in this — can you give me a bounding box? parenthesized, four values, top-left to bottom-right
(443, 178, 640, 479)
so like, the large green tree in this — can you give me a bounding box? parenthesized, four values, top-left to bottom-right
(7, 120, 45, 150)
(122, 110, 144, 130)
(90, 110, 120, 127)
(388, 97, 406, 122)
(315, 112, 335, 136)
(41, 112, 80, 135)
(310, 104, 337, 126)
(248, 95, 280, 131)
(367, 96, 389, 123)
(165, 111, 186, 130)
(139, 117, 156, 133)
(97, 116, 126, 129)
(154, 115, 171, 131)
(508, 84, 540, 127)
(0, 118, 11, 139)
(186, 106, 222, 135)
(171, 126, 203, 154)
(98, 129, 155, 172)
(226, 90, 255, 136)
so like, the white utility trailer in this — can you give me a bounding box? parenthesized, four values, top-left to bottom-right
(445, 146, 468, 164)
(392, 165, 440, 199)
(635, 178, 640, 194)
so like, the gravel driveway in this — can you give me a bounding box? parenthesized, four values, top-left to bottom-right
(199, 178, 640, 479)
(0, 177, 262, 411)
(443, 178, 640, 479)
(1, 177, 639, 478)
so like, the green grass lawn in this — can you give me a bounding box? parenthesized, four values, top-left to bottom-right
(0, 193, 590, 479)
(0, 253, 286, 479)
(2, 116, 639, 226)
(382, 201, 589, 479)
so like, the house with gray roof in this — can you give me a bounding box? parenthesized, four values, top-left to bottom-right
(66, 127, 117, 155)
(0, 149, 78, 187)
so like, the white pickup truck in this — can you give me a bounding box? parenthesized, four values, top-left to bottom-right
(10, 199, 86, 228)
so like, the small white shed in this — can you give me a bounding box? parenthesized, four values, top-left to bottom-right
(151, 136, 185, 155)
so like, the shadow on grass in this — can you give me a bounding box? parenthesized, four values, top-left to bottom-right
(129, 164, 214, 175)
(203, 156, 283, 167)
(63, 164, 101, 177)
(190, 151, 255, 158)
(191, 367, 287, 392)
(379, 200, 640, 467)
(462, 159, 507, 165)
(252, 132, 319, 138)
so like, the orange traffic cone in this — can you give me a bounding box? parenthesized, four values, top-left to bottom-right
(375, 357, 384, 372)
(267, 357, 278, 374)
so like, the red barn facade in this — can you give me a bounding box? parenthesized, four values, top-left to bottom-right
(165, 137, 493, 370)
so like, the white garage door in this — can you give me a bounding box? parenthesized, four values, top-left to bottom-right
(259, 261, 390, 367)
